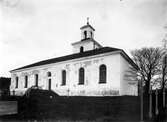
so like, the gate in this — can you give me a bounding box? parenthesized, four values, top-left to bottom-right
(148, 88, 167, 121)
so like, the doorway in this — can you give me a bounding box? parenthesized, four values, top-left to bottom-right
(48, 79, 51, 90)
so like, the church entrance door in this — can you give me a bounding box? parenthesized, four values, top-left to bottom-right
(48, 79, 51, 90)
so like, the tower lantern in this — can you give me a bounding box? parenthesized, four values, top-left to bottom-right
(80, 18, 95, 40)
(71, 18, 102, 53)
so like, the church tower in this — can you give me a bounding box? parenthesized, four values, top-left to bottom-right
(71, 18, 102, 53)
(80, 18, 95, 40)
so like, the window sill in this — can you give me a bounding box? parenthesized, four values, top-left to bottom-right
(99, 82, 106, 84)
(78, 83, 84, 85)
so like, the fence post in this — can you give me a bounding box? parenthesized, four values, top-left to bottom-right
(163, 88, 166, 108)
(155, 89, 159, 115)
(140, 80, 144, 122)
(149, 86, 152, 119)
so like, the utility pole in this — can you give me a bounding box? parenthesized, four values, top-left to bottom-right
(162, 55, 167, 90)
(162, 25, 167, 108)
(162, 25, 167, 49)
(162, 55, 167, 108)
(149, 86, 152, 119)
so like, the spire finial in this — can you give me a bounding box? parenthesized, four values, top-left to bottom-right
(87, 17, 89, 25)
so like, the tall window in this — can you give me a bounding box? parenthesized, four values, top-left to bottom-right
(90, 31, 93, 38)
(35, 74, 38, 87)
(47, 72, 51, 90)
(48, 79, 51, 90)
(80, 46, 84, 53)
(79, 67, 84, 85)
(62, 70, 66, 85)
(84, 31, 87, 39)
(25, 76, 28, 88)
(99, 64, 107, 83)
(15, 76, 18, 88)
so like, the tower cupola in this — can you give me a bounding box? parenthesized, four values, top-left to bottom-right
(71, 18, 102, 53)
(80, 18, 95, 40)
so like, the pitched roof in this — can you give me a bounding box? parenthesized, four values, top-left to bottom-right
(71, 38, 102, 47)
(80, 24, 95, 31)
(10, 47, 138, 72)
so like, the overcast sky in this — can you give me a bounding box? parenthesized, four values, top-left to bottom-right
(0, 0, 167, 77)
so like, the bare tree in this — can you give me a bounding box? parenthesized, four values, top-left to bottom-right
(161, 27, 167, 89)
(126, 47, 163, 94)
(160, 52, 167, 89)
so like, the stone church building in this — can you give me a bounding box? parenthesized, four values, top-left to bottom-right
(10, 21, 138, 96)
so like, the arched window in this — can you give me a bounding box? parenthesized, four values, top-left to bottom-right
(47, 72, 51, 90)
(35, 74, 38, 87)
(79, 67, 84, 85)
(84, 31, 87, 39)
(25, 75, 28, 88)
(62, 70, 66, 85)
(99, 64, 107, 83)
(80, 46, 84, 53)
(90, 31, 93, 38)
(47, 72, 51, 77)
(15, 76, 18, 88)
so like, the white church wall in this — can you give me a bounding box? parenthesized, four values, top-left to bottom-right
(51, 53, 121, 96)
(10, 52, 121, 96)
(119, 55, 138, 96)
(10, 72, 26, 96)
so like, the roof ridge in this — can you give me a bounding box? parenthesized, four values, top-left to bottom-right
(10, 47, 122, 72)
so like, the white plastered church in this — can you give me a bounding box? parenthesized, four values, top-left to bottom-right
(10, 21, 138, 96)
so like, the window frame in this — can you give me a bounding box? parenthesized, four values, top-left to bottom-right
(15, 76, 18, 88)
(79, 67, 85, 85)
(84, 31, 87, 39)
(62, 70, 66, 86)
(24, 75, 28, 88)
(47, 72, 52, 90)
(99, 64, 107, 84)
(48, 78, 51, 90)
(35, 74, 38, 87)
(90, 31, 93, 38)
